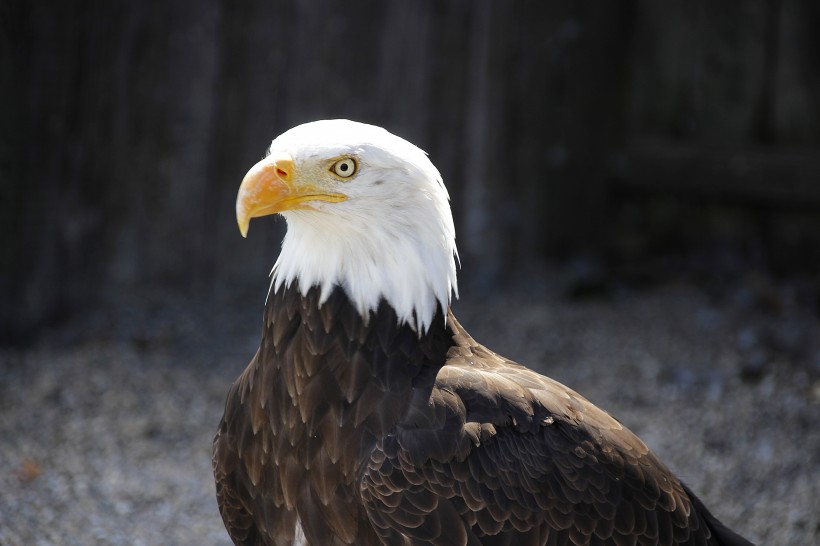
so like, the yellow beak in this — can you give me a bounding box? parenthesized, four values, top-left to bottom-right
(235, 152, 347, 237)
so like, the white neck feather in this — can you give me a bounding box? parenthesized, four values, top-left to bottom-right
(272, 207, 458, 333)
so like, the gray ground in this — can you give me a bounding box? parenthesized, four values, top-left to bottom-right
(1, 272, 818, 546)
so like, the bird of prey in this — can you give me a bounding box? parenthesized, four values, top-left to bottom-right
(213, 119, 755, 546)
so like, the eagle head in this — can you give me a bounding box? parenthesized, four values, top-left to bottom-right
(236, 119, 459, 333)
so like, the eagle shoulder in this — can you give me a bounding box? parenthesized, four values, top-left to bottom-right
(360, 313, 724, 545)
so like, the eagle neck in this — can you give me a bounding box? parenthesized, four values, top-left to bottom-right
(271, 204, 458, 335)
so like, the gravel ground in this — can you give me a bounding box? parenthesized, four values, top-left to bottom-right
(1, 273, 819, 546)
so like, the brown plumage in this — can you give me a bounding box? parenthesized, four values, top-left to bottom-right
(214, 119, 754, 546)
(213, 286, 753, 546)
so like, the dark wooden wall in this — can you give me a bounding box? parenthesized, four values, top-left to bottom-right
(2, 0, 819, 344)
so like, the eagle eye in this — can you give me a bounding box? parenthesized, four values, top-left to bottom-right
(330, 158, 357, 178)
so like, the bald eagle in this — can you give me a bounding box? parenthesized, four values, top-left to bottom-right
(213, 120, 754, 546)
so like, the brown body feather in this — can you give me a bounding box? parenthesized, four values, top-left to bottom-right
(213, 285, 754, 546)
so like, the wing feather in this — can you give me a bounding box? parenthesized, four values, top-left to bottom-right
(359, 314, 741, 546)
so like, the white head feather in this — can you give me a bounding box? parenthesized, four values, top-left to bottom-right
(268, 119, 459, 333)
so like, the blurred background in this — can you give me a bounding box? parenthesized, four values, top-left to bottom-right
(2, 1, 820, 545)
(3, 0, 820, 340)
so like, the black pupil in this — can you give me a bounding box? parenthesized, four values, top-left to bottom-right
(339, 163, 349, 172)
